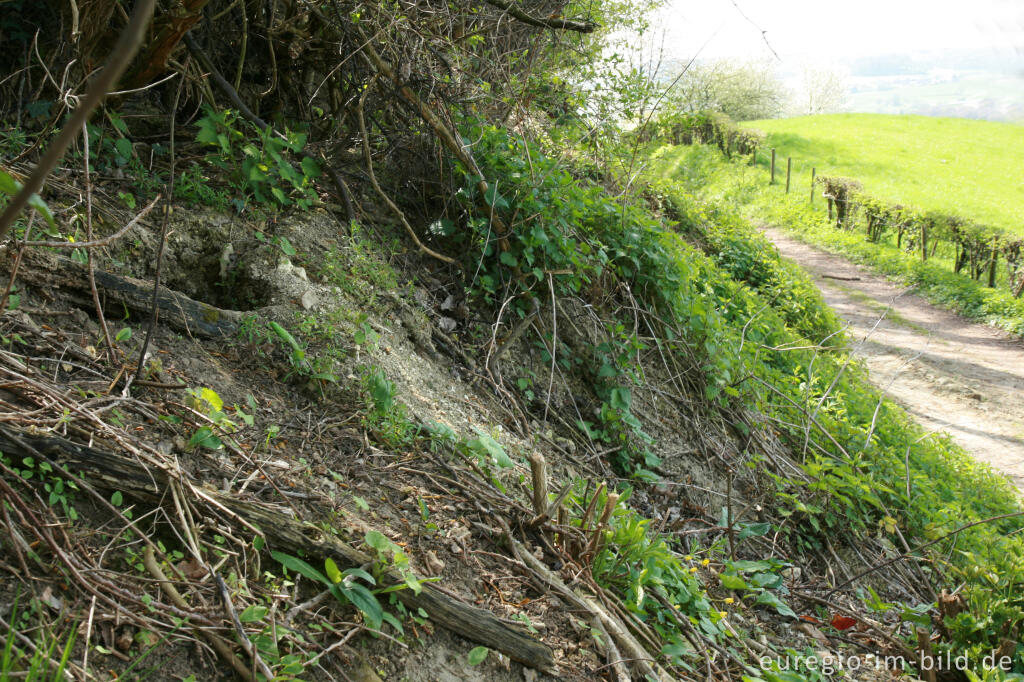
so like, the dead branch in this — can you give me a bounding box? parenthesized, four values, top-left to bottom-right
(144, 545, 258, 681)
(357, 83, 456, 264)
(6, 248, 243, 337)
(0, 0, 157, 241)
(482, 0, 597, 32)
(0, 429, 557, 674)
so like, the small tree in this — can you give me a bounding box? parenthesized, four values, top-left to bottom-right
(796, 66, 847, 115)
(663, 59, 786, 122)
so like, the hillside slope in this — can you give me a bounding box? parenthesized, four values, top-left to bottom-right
(2, 4, 1024, 680)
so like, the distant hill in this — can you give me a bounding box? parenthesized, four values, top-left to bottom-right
(740, 113, 1024, 234)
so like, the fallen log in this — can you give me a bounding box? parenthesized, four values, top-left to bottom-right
(3, 248, 242, 338)
(0, 429, 557, 674)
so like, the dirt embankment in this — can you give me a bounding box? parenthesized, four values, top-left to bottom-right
(762, 227, 1024, 491)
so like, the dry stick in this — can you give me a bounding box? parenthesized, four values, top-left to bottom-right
(81, 122, 115, 359)
(583, 492, 619, 561)
(590, 614, 630, 682)
(215, 574, 275, 681)
(487, 293, 540, 381)
(0, 213, 35, 311)
(827, 509, 1024, 600)
(22, 195, 158, 248)
(527, 480, 573, 528)
(506, 533, 669, 681)
(0, 0, 156, 241)
(481, 0, 597, 32)
(129, 62, 185, 393)
(527, 451, 548, 516)
(81, 595, 97, 676)
(356, 84, 455, 264)
(143, 545, 256, 682)
(354, 29, 512, 251)
(726, 469, 736, 561)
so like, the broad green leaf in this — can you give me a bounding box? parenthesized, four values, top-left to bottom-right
(187, 426, 222, 450)
(737, 522, 771, 540)
(468, 430, 513, 468)
(364, 530, 393, 554)
(719, 574, 748, 590)
(271, 551, 329, 585)
(608, 387, 631, 411)
(381, 611, 404, 635)
(199, 387, 223, 411)
(271, 187, 289, 205)
(0, 171, 18, 195)
(269, 322, 301, 351)
(467, 646, 489, 665)
(343, 567, 376, 585)
(754, 591, 796, 618)
(0, 171, 57, 232)
(239, 604, 268, 623)
(300, 156, 320, 179)
(114, 137, 133, 160)
(342, 583, 382, 630)
(324, 557, 342, 584)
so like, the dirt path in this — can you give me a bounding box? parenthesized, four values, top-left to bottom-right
(761, 227, 1024, 491)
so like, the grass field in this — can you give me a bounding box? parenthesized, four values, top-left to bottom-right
(740, 113, 1024, 235)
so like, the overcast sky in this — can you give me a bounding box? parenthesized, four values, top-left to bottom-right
(652, 0, 1024, 62)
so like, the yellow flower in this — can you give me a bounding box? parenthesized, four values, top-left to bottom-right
(685, 555, 693, 561)
(724, 597, 734, 604)
(718, 611, 727, 618)
(689, 566, 698, 573)
(701, 558, 710, 566)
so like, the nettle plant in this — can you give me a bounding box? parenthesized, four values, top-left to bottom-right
(196, 108, 320, 211)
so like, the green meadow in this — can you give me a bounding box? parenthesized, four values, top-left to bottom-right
(740, 113, 1024, 235)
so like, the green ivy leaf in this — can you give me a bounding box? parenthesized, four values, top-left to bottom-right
(187, 426, 223, 450)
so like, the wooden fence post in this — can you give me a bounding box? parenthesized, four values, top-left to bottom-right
(810, 168, 816, 204)
(921, 224, 928, 262)
(989, 238, 999, 288)
(769, 148, 776, 185)
(785, 157, 792, 193)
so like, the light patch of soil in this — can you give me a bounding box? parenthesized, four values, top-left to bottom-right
(762, 227, 1024, 491)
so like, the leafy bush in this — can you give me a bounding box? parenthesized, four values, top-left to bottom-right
(196, 108, 320, 211)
